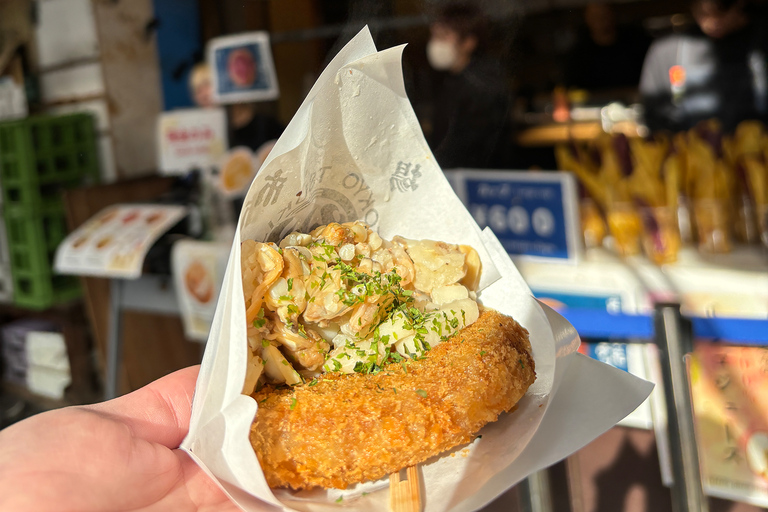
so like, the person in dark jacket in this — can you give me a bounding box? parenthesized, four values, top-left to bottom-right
(566, 2, 650, 91)
(639, 0, 768, 132)
(426, 3, 509, 169)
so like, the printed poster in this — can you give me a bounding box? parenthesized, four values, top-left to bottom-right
(171, 240, 229, 342)
(157, 107, 228, 175)
(54, 204, 188, 279)
(208, 32, 279, 104)
(691, 341, 768, 507)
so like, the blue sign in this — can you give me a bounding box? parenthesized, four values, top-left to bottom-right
(530, 289, 622, 313)
(448, 170, 580, 261)
(584, 342, 630, 372)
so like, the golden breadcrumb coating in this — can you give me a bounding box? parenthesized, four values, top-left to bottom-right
(249, 308, 535, 490)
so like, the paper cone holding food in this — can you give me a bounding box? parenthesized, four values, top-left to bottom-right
(181, 27, 652, 512)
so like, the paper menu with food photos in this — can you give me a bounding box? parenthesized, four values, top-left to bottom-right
(691, 342, 768, 508)
(54, 204, 187, 279)
(180, 27, 653, 512)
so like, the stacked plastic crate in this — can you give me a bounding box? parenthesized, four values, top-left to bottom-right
(0, 113, 99, 309)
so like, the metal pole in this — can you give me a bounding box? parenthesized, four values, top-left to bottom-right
(105, 279, 124, 400)
(516, 471, 553, 512)
(654, 303, 708, 512)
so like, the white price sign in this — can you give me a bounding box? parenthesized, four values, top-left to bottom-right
(157, 107, 228, 175)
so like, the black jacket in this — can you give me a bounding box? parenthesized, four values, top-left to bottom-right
(430, 58, 509, 169)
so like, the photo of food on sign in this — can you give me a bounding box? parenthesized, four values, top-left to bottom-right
(185, 260, 215, 305)
(172, 240, 230, 342)
(218, 147, 257, 196)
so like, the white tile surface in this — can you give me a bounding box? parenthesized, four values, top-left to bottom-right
(46, 98, 110, 131)
(36, 0, 99, 68)
(40, 62, 104, 103)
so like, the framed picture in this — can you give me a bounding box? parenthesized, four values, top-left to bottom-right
(207, 32, 279, 104)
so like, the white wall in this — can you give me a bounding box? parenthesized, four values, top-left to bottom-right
(34, 0, 163, 182)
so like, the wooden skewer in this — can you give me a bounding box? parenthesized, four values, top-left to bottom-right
(389, 466, 422, 512)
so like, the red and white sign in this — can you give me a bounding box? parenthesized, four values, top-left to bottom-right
(157, 107, 228, 175)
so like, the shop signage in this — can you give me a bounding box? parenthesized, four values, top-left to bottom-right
(448, 170, 581, 262)
(157, 107, 227, 175)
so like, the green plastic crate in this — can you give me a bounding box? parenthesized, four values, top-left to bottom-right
(3, 204, 81, 310)
(0, 113, 99, 211)
(0, 113, 98, 309)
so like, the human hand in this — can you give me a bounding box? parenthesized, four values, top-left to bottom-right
(0, 366, 245, 511)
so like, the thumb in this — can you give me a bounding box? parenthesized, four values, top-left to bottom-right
(85, 365, 200, 448)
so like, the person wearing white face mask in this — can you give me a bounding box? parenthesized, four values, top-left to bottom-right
(427, 24, 475, 73)
(425, 3, 509, 169)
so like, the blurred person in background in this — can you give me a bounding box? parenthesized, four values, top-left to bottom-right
(640, 0, 768, 132)
(565, 2, 650, 92)
(425, 3, 509, 169)
(190, 62, 214, 108)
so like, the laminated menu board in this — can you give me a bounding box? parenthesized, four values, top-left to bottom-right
(690, 341, 768, 507)
(172, 240, 229, 342)
(54, 204, 187, 279)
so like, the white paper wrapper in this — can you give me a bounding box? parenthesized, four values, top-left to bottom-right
(180, 27, 653, 512)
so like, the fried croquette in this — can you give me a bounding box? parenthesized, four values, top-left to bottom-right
(249, 308, 536, 490)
